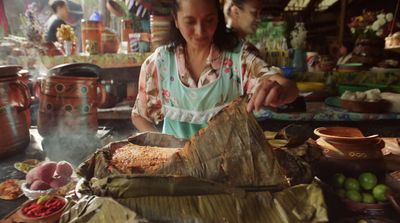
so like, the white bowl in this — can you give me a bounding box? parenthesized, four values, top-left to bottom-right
(21, 182, 56, 200)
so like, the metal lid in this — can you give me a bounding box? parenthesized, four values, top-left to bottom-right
(0, 65, 22, 78)
(48, 63, 101, 78)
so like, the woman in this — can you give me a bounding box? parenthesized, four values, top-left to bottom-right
(223, 0, 262, 38)
(132, 0, 298, 139)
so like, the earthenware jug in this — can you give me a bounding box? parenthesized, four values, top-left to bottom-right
(0, 65, 32, 158)
(36, 63, 106, 137)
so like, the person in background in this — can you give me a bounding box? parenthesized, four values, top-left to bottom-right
(336, 40, 354, 65)
(222, 0, 262, 39)
(131, 0, 298, 139)
(45, 0, 69, 42)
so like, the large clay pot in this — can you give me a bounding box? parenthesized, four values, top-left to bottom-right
(37, 63, 106, 137)
(0, 65, 32, 158)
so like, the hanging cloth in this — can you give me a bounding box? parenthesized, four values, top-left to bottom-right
(0, 0, 9, 35)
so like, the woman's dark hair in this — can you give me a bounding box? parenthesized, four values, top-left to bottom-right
(231, 0, 246, 8)
(50, 0, 66, 13)
(167, 0, 240, 52)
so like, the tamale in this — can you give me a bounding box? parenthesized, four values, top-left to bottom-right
(78, 97, 288, 187)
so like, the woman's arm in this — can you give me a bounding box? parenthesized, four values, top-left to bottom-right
(131, 114, 159, 132)
(240, 42, 299, 112)
(131, 53, 164, 132)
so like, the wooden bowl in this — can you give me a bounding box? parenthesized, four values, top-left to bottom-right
(341, 198, 391, 215)
(341, 99, 390, 113)
(17, 196, 68, 223)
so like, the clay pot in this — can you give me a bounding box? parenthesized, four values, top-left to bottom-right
(81, 20, 103, 54)
(102, 29, 119, 54)
(314, 127, 385, 177)
(97, 80, 120, 108)
(0, 65, 32, 158)
(36, 63, 106, 137)
(121, 19, 133, 42)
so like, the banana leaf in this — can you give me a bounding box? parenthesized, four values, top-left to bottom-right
(60, 196, 148, 223)
(68, 181, 328, 223)
(78, 175, 245, 198)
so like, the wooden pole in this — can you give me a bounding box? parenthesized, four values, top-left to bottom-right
(100, 0, 110, 27)
(338, 0, 347, 46)
(391, 0, 400, 35)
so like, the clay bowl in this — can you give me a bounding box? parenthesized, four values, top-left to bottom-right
(314, 127, 379, 144)
(341, 99, 390, 113)
(17, 196, 68, 223)
(317, 137, 384, 160)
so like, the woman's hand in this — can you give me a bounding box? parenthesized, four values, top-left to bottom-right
(247, 75, 299, 112)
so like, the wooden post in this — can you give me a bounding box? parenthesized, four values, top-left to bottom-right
(99, 0, 110, 27)
(338, 0, 347, 46)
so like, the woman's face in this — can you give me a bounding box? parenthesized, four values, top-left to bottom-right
(174, 0, 218, 48)
(233, 0, 262, 35)
(57, 5, 69, 21)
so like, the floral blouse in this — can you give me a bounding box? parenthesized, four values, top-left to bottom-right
(132, 42, 281, 124)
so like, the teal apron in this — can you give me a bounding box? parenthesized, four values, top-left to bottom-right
(155, 44, 244, 139)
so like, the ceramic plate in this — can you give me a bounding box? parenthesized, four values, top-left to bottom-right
(0, 179, 24, 200)
(14, 159, 41, 174)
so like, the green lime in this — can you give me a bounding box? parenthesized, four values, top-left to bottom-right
(346, 190, 362, 202)
(372, 184, 390, 202)
(358, 172, 378, 190)
(362, 193, 376, 204)
(332, 173, 346, 188)
(336, 189, 346, 198)
(344, 178, 360, 191)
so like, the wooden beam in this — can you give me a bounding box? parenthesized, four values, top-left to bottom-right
(338, 0, 347, 46)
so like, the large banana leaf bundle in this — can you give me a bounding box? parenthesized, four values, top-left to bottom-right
(78, 97, 288, 187)
(64, 176, 327, 223)
(69, 97, 327, 222)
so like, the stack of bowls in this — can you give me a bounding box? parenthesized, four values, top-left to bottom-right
(150, 15, 172, 51)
